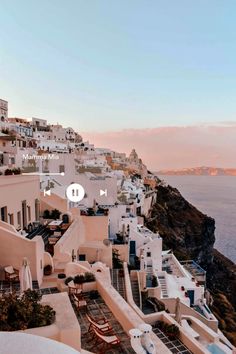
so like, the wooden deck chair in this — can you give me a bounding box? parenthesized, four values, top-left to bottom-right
(91, 327, 121, 353)
(86, 313, 113, 334)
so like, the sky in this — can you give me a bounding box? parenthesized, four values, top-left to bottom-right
(0, 1, 236, 168)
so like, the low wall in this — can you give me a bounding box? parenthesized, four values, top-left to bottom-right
(65, 262, 92, 277)
(162, 298, 218, 332)
(96, 273, 171, 354)
(22, 292, 81, 351)
(54, 217, 85, 266)
(0, 222, 44, 285)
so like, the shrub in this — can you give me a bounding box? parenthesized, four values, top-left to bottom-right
(0, 289, 55, 331)
(84, 272, 95, 282)
(74, 274, 85, 284)
(12, 168, 21, 175)
(51, 209, 61, 220)
(152, 275, 158, 287)
(43, 264, 52, 276)
(65, 276, 74, 285)
(4, 169, 13, 175)
(154, 320, 180, 338)
(43, 209, 51, 219)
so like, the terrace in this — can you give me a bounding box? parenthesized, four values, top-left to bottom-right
(162, 254, 188, 278)
(25, 218, 71, 255)
(72, 293, 135, 354)
(137, 225, 161, 240)
(180, 261, 206, 285)
(153, 326, 192, 354)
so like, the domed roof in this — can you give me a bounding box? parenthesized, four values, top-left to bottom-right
(0, 332, 81, 354)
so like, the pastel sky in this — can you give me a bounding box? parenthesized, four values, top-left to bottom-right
(83, 123, 236, 170)
(1, 1, 236, 169)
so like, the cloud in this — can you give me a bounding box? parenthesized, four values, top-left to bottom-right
(82, 123, 236, 170)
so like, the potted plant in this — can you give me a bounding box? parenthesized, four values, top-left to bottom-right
(165, 324, 180, 338)
(51, 209, 61, 220)
(58, 273, 66, 279)
(74, 274, 85, 285)
(43, 209, 51, 219)
(44, 264, 52, 276)
(84, 272, 95, 283)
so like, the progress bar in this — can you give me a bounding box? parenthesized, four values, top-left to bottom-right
(22, 172, 65, 176)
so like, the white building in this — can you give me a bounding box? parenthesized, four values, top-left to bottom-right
(0, 99, 8, 122)
(32, 117, 48, 129)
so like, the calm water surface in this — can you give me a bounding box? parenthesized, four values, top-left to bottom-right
(161, 176, 236, 263)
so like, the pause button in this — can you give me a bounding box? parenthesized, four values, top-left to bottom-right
(66, 183, 85, 202)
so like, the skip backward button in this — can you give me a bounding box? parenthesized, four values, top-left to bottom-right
(44, 189, 51, 197)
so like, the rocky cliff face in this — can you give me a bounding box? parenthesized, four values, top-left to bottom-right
(146, 184, 215, 265)
(145, 182, 236, 345)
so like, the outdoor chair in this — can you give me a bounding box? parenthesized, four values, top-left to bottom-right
(71, 293, 87, 311)
(68, 281, 83, 296)
(91, 327, 121, 353)
(86, 313, 113, 334)
(4, 266, 19, 282)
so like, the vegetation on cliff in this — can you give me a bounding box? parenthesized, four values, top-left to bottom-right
(145, 183, 236, 345)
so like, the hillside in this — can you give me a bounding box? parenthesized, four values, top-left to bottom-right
(145, 183, 236, 344)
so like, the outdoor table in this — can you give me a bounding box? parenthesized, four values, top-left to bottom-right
(48, 220, 63, 226)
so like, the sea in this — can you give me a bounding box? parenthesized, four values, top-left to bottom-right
(160, 176, 236, 264)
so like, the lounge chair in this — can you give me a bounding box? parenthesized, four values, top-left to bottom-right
(91, 327, 121, 353)
(181, 319, 200, 339)
(4, 266, 19, 282)
(86, 313, 113, 334)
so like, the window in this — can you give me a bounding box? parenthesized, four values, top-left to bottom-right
(147, 252, 151, 257)
(9, 214, 14, 225)
(1, 206, 7, 222)
(27, 206, 31, 221)
(79, 254, 86, 261)
(59, 165, 65, 173)
(17, 211, 21, 227)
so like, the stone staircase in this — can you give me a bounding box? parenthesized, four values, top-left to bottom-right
(130, 273, 141, 308)
(158, 275, 168, 298)
(110, 269, 126, 300)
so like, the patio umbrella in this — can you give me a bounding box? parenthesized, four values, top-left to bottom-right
(19, 258, 32, 293)
(175, 297, 182, 324)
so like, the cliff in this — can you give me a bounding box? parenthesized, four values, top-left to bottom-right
(145, 183, 236, 344)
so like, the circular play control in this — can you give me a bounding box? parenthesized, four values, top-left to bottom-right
(66, 183, 85, 203)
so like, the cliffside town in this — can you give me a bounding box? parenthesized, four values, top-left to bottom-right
(0, 98, 236, 353)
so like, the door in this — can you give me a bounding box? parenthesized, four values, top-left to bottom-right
(22, 200, 27, 228)
(187, 290, 195, 306)
(129, 240, 136, 256)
